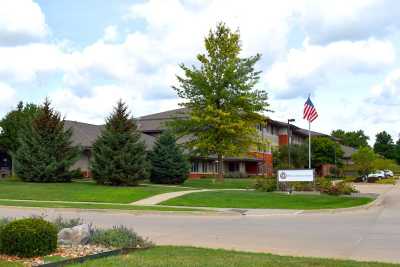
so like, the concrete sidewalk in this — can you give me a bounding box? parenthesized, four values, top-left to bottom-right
(131, 188, 249, 205)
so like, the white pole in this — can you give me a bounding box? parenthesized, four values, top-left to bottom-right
(308, 120, 311, 169)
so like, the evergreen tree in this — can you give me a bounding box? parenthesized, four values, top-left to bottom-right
(149, 131, 190, 184)
(91, 100, 149, 186)
(15, 99, 80, 182)
(172, 22, 269, 180)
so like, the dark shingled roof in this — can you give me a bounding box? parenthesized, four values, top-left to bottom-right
(138, 108, 188, 133)
(64, 120, 156, 149)
(138, 108, 333, 138)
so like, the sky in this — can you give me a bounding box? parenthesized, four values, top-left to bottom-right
(1, 0, 400, 143)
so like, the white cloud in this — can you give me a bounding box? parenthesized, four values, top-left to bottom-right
(299, 0, 400, 44)
(103, 25, 119, 43)
(265, 38, 395, 99)
(369, 69, 400, 105)
(0, 0, 48, 46)
(0, 82, 17, 115)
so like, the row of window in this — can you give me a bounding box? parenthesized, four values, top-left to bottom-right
(191, 161, 240, 173)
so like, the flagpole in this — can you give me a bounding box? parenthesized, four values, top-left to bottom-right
(308, 120, 311, 169)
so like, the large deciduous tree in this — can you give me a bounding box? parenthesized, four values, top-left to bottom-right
(352, 146, 377, 177)
(310, 137, 344, 168)
(0, 102, 40, 174)
(373, 131, 395, 159)
(273, 144, 308, 169)
(149, 130, 190, 185)
(91, 100, 149, 186)
(331, 129, 369, 148)
(15, 99, 80, 182)
(171, 22, 269, 180)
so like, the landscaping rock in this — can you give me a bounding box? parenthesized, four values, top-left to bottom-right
(58, 224, 91, 245)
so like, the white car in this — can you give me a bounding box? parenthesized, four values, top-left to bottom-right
(368, 170, 385, 179)
(384, 170, 394, 177)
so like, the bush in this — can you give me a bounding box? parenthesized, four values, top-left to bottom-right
(52, 216, 83, 232)
(253, 177, 276, 192)
(376, 178, 396, 185)
(290, 182, 314, 191)
(90, 225, 153, 248)
(317, 178, 357, 196)
(0, 218, 57, 257)
(225, 172, 248, 178)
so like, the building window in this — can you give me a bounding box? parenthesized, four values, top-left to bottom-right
(203, 162, 208, 173)
(191, 161, 199, 172)
(228, 162, 240, 172)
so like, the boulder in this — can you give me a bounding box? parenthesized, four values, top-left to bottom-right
(58, 224, 91, 245)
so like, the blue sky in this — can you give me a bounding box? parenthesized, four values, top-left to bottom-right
(1, 0, 400, 143)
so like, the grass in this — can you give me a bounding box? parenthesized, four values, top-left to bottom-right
(0, 179, 188, 204)
(0, 199, 204, 212)
(70, 246, 398, 267)
(376, 178, 397, 185)
(0, 261, 22, 267)
(183, 178, 255, 189)
(161, 190, 373, 210)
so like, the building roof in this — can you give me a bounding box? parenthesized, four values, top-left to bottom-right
(138, 108, 332, 138)
(138, 108, 188, 133)
(64, 120, 156, 149)
(340, 144, 357, 159)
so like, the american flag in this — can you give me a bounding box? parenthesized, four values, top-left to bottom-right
(303, 96, 318, 122)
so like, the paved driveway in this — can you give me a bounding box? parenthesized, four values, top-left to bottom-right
(0, 183, 399, 263)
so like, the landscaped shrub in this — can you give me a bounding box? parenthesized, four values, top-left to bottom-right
(0, 218, 12, 251)
(90, 226, 153, 248)
(0, 218, 57, 257)
(253, 177, 276, 192)
(290, 182, 314, 191)
(52, 216, 83, 232)
(225, 172, 249, 179)
(149, 131, 190, 184)
(317, 178, 357, 196)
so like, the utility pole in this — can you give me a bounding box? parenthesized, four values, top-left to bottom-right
(287, 119, 295, 168)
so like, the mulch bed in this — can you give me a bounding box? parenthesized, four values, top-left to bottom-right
(0, 244, 112, 266)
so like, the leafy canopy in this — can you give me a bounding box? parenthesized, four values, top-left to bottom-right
(311, 137, 344, 168)
(172, 22, 269, 161)
(352, 146, 377, 176)
(0, 101, 39, 154)
(373, 131, 395, 159)
(331, 129, 369, 148)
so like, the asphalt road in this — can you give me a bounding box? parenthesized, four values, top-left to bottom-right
(0, 184, 399, 263)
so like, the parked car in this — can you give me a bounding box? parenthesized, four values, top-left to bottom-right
(383, 170, 394, 177)
(368, 170, 385, 179)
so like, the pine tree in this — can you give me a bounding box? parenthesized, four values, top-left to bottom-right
(15, 99, 80, 182)
(149, 131, 190, 184)
(91, 100, 149, 186)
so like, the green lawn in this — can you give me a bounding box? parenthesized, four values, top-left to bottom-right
(161, 190, 373, 209)
(183, 178, 255, 189)
(0, 180, 188, 203)
(0, 199, 204, 212)
(0, 262, 21, 267)
(71, 246, 398, 267)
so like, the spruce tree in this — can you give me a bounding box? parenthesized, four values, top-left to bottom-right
(149, 131, 190, 184)
(15, 99, 80, 182)
(91, 101, 149, 186)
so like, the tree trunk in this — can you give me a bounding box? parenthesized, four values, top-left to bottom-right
(217, 154, 224, 181)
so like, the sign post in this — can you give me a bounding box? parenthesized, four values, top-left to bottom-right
(277, 169, 315, 192)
